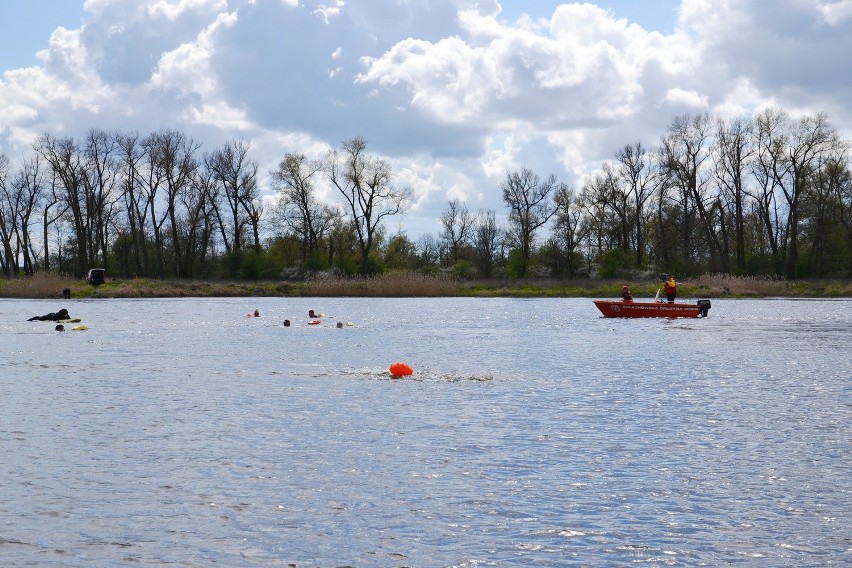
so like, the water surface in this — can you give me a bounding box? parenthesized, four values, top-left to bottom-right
(1, 297, 849, 566)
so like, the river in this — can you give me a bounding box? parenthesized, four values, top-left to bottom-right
(1, 297, 850, 566)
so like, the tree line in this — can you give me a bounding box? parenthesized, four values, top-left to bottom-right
(1, 106, 850, 281)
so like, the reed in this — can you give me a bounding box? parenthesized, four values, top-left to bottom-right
(689, 273, 790, 297)
(2, 270, 850, 298)
(0, 272, 72, 298)
(303, 271, 462, 297)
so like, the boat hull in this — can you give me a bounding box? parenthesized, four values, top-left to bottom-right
(594, 299, 709, 318)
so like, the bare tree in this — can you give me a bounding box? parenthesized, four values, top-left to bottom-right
(553, 185, 587, 278)
(807, 149, 851, 275)
(116, 131, 149, 275)
(206, 139, 259, 256)
(10, 156, 47, 275)
(501, 167, 560, 277)
(147, 129, 201, 277)
(271, 153, 338, 266)
(81, 128, 121, 268)
(749, 107, 789, 270)
(617, 141, 658, 267)
(416, 233, 440, 270)
(472, 209, 502, 278)
(34, 134, 91, 276)
(440, 198, 473, 265)
(326, 137, 410, 275)
(782, 112, 840, 278)
(659, 113, 722, 270)
(0, 153, 14, 275)
(583, 163, 631, 253)
(713, 115, 754, 272)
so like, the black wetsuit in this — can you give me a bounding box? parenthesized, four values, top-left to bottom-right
(28, 310, 70, 321)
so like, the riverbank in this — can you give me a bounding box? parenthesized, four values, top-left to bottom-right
(2, 271, 851, 299)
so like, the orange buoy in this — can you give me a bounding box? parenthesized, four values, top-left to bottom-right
(389, 362, 413, 377)
(308, 319, 321, 325)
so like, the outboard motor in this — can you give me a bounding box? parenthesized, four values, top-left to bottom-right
(696, 299, 711, 317)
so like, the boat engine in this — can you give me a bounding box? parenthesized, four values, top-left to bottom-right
(696, 299, 711, 317)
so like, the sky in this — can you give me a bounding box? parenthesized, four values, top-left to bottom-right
(1, 0, 851, 240)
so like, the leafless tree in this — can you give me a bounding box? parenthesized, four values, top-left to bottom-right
(781, 112, 840, 278)
(81, 128, 122, 268)
(659, 112, 722, 270)
(0, 153, 14, 275)
(206, 139, 259, 256)
(616, 141, 659, 267)
(9, 156, 47, 274)
(713, 115, 754, 271)
(472, 209, 502, 278)
(749, 107, 789, 268)
(440, 198, 473, 265)
(501, 167, 561, 277)
(271, 152, 339, 265)
(326, 137, 410, 275)
(553, 185, 587, 277)
(34, 133, 91, 275)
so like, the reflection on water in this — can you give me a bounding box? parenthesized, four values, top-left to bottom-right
(1, 297, 850, 566)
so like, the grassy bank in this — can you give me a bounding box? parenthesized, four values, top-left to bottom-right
(2, 271, 852, 299)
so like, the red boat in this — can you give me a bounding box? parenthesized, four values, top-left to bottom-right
(594, 299, 711, 318)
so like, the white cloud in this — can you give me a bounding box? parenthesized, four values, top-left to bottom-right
(148, 0, 227, 21)
(313, 0, 345, 24)
(1, 0, 851, 238)
(663, 87, 709, 109)
(819, 0, 852, 26)
(148, 10, 237, 98)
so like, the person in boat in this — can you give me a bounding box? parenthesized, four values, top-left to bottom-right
(621, 285, 633, 301)
(28, 308, 70, 321)
(663, 274, 677, 303)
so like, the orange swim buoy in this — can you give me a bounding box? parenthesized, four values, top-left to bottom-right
(308, 319, 321, 325)
(389, 362, 413, 377)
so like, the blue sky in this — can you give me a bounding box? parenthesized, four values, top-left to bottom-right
(1, 0, 850, 239)
(0, 1, 681, 70)
(499, 0, 680, 32)
(0, 1, 89, 70)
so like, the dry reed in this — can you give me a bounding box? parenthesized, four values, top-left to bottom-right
(3, 270, 850, 298)
(690, 273, 790, 297)
(303, 271, 462, 297)
(0, 272, 72, 299)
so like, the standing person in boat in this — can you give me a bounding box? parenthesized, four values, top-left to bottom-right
(621, 285, 633, 301)
(662, 274, 677, 303)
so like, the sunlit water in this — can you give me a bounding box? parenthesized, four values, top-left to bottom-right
(1, 297, 850, 567)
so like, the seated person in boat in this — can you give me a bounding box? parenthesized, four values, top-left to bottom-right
(621, 285, 633, 301)
(28, 308, 70, 321)
(663, 274, 677, 303)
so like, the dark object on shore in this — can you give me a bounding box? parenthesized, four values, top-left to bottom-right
(55, 324, 65, 332)
(62, 288, 71, 299)
(86, 268, 105, 286)
(29, 308, 70, 322)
